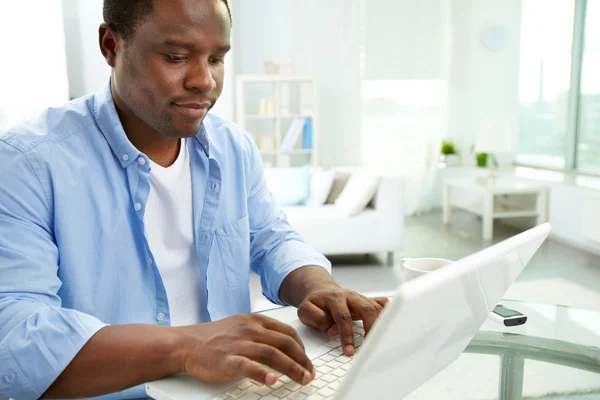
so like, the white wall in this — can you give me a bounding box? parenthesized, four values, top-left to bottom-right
(61, 0, 110, 99)
(447, 0, 523, 165)
(230, 0, 362, 167)
(0, 0, 70, 131)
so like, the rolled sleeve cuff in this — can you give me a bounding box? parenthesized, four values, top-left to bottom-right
(0, 307, 108, 400)
(261, 243, 332, 306)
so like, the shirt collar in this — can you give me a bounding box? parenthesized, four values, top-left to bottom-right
(93, 80, 210, 168)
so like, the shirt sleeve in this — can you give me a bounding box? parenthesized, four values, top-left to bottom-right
(0, 141, 108, 400)
(243, 134, 332, 306)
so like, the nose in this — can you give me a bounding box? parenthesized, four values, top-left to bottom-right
(184, 59, 216, 93)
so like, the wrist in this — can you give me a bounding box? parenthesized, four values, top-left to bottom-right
(280, 265, 338, 307)
(168, 326, 197, 374)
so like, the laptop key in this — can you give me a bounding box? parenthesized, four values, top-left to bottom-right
(320, 374, 338, 384)
(318, 387, 336, 398)
(211, 395, 229, 400)
(238, 380, 254, 390)
(326, 360, 342, 369)
(284, 382, 302, 392)
(271, 388, 292, 398)
(331, 369, 346, 378)
(261, 396, 279, 400)
(329, 381, 341, 391)
(306, 394, 325, 400)
(226, 389, 245, 399)
(271, 381, 284, 389)
(328, 348, 343, 357)
(279, 375, 292, 383)
(307, 345, 333, 360)
(319, 354, 335, 362)
(237, 394, 260, 400)
(317, 365, 332, 375)
(300, 386, 318, 395)
(287, 392, 307, 400)
(312, 358, 326, 367)
(337, 355, 352, 364)
(252, 385, 273, 396)
(310, 379, 328, 389)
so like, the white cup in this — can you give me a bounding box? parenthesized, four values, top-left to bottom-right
(400, 258, 454, 281)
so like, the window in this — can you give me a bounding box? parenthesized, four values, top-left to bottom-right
(516, 0, 575, 169)
(517, 0, 600, 175)
(576, 0, 600, 173)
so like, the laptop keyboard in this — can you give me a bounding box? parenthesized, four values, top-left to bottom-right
(212, 322, 365, 400)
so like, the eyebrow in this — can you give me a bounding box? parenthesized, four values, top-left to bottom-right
(162, 39, 231, 53)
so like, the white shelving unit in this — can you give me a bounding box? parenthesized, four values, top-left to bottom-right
(235, 75, 318, 168)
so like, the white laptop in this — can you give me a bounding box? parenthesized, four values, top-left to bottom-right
(146, 223, 551, 400)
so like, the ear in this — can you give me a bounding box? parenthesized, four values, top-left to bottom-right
(99, 23, 121, 68)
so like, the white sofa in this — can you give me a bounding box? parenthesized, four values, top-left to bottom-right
(279, 168, 404, 265)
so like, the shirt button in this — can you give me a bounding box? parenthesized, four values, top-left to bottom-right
(4, 372, 16, 384)
(147, 256, 153, 265)
(122, 154, 129, 161)
(138, 157, 146, 165)
(156, 313, 165, 321)
(134, 203, 142, 211)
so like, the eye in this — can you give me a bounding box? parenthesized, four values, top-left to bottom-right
(165, 54, 187, 63)
(210, 57, 225, 65)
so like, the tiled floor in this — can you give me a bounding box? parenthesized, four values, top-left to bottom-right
(250, 210, 600, 312)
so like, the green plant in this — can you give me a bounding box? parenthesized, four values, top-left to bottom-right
(476, 152, 488, 167)
(441, 140, 457, 155)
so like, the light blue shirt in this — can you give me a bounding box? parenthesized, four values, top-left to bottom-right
(0, 82, 331, 400)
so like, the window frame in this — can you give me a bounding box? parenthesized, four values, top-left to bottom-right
(515, 0, 598, 176)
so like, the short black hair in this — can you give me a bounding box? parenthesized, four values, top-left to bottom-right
(103, 0, 232, 40)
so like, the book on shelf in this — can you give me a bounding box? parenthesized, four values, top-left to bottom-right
(280, 118, 306, 152)
(302, 118, 313, 150)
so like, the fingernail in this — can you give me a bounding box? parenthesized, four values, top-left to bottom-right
(312, 367, 317, 378)
(265, 372, 277, 385)
(345, 345, 355, 356)
(302, 371, 312, 385)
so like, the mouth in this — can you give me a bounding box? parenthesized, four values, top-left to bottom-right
(172, 102, 211, 119)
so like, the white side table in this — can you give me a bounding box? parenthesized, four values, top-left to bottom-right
(443, 176, 549, 240)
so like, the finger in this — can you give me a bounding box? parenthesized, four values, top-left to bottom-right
(237, 342, 314, 386)
(326, 296, 355, 356)
(349, 295, 382, 336)
(254, 329, 315, 376)
(372, 297, 390, 308)
(223, 356, 278, 386)
(256, 315, 306, 351)
(297, 300, 334, 333)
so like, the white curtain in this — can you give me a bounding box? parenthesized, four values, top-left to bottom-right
(0, 0, 70, 132)
(359, 0, 453, 215)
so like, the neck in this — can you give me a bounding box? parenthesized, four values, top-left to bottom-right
(110, 84, 181, 168)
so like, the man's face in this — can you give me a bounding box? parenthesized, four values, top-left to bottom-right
(112, 0, 231, 138)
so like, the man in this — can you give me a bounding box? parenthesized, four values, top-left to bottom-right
(0, 0, 388, 399)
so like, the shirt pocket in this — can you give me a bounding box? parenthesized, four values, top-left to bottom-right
(214, 215, 250, 287)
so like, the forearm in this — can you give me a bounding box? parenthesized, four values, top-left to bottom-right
(279, 265, 338, 308)
(44, 324, 185, 399)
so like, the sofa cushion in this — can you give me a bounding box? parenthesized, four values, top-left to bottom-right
(334, 171, 381, 216)
(307, 169, 335, 207)
(264, 166, 310, 206)
(326, 170, 352, 204)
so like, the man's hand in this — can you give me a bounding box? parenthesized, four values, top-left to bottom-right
(279, 265, 389, 357)
(296, 284, 388, 356)
(176, 314, 316, 387)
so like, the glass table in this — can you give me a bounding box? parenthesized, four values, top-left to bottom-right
(407, 300, 600, 400)
(263, 300, 600, 399)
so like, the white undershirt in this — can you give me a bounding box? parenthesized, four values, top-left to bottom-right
(144, 139, 202, 326)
